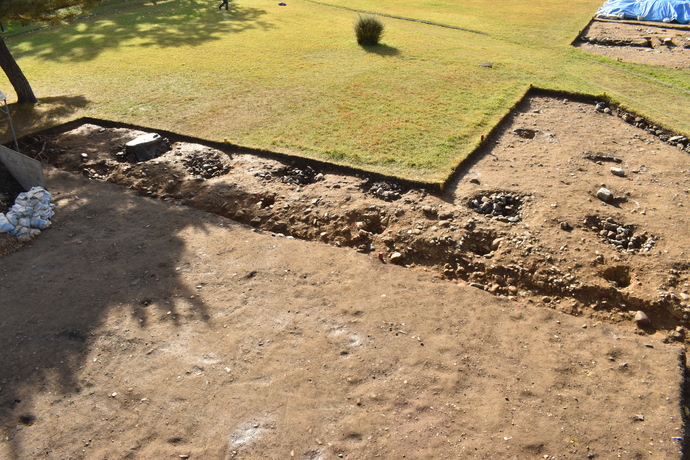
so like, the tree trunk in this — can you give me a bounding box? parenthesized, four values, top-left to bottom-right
(0, 36, 36, 104)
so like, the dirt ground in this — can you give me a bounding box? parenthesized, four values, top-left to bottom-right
(575, 18, 690, 68)
(1, 91, 690, 459)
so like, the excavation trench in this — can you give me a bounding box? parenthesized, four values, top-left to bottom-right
(3, 92, 690, 341)
(6, 148, 679, 335)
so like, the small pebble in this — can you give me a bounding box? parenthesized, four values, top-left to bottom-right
(610, 167, 625, 177)
(634, 310, 650, 327)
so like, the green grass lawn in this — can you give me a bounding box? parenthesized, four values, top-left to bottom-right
(1, 0, 689, 183)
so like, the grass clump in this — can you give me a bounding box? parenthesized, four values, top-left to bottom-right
(354, 14, 384, 46)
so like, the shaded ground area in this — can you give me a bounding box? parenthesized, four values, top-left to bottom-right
(575, 18, 690, 68)
(1, 92, 690, 458)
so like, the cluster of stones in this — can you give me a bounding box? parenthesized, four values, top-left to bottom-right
(580, 35, 652, 47)
(78, 156, 112, 181)
(366, 181, 405, 201)
(457, 226, 499, 256)
(596, 101, 690, 151)
(468, 192, 523, 222)
(182, 151, 230, 179)
(274, 165, 322, 186)
(584, 215, 655, 252)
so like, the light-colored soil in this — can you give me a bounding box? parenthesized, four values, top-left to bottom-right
(576, 18, 690, 68)
(1, 92, 690, 458)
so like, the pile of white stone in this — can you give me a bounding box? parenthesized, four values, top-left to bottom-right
(0, 186, 55, 240)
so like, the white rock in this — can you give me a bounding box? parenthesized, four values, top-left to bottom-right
(389, 252, 404, 264)
(610, 167, 626, 177)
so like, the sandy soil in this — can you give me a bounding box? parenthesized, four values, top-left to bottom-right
(1, 91, 690, 458)
(575, 18, 690, 68)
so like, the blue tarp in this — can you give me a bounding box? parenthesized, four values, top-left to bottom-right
(596, 0, 690, 23)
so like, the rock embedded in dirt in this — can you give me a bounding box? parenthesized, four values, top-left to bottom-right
(389, 252, 403, 264)
(421, 205, 436, 217)
(635, 310, 651, 328)
(438, 210, 454, 220)
(513, 128, 538, 139)
(666, 327, 685, 343)
(586, 153, 622, 164)
(559, 221, 573, 231)
(596, 187, 613, 203)
(610, 167, 625, 177)
(125, 133, 171, 161)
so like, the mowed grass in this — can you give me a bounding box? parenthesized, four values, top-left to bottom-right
(1, 0, 690, 182)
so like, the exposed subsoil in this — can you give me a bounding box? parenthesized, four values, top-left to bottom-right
(7, 93, 690, 337)
(1, 91, 690, 458)
(575, 18, 690, 68)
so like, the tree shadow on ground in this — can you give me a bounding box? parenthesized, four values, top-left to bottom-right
(0, 96, 90, 143)
(5, 0, 274, 63)
(0, 170, 214, 458)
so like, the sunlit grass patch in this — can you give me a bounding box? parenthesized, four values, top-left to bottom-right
(0, 0, 689, 183)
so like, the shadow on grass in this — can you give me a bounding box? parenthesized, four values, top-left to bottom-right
(0, 171, 212, 459)
(5, 0, 274, 63)
(361, 43, 400, 57)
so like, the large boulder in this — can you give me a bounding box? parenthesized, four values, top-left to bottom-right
(125, 133, 171, 162)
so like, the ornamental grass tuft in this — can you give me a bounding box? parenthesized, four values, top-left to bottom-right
(354, 14, 384, 46)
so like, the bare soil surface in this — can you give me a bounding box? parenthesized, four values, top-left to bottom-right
(1, 92, 690, 459)
(576, 18, 690, 68)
